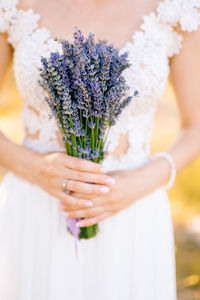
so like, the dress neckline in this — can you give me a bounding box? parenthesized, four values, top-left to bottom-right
(16, 0, 166, 52)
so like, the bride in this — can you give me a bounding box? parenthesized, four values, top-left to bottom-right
(0, 0, 200, 299)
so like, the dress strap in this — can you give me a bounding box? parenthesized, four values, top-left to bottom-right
(0, 0, 43, 48)
(0, 0, 19, 34)
(139, 0, 200, 58)
(157, 0, 200, 32)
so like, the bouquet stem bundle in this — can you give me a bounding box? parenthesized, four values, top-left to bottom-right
(39, 28, 138, 240)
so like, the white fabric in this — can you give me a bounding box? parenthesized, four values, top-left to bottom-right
(0, 0, 199, 299)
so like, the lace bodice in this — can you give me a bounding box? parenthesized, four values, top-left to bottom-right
(1, 0, 200, 170)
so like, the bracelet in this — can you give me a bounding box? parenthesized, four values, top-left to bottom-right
(153, 152, 176, 190)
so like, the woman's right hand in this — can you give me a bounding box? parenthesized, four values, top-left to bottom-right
(32, 151, 115, 210)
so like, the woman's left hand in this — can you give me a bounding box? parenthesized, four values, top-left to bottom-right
(61, 168, 145, 227)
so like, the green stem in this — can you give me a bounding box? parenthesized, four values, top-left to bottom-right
(69, 115, 78, 157)
(91, 128, 95, 151)
(84, 118, 88, 147)
(78, 136, 83, 148)
(79, 109, 83, 148)
(65, 140, 72, 156)
(57, 112, 72, 155)
(95, 117, 99, 148)
(97, 138, 103, 150)
(80, 109, 83, 129)
(71, 134, 78, 156)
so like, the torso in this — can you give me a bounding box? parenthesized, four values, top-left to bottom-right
(2, 0, 197, 170)
(16, 0, 162, 159)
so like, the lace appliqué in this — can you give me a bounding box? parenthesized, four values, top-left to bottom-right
(0, 0, 18, 33)
(158, 0, 200, 32)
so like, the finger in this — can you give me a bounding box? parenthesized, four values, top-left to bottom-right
(57, 191, 94, 209)
(91, 194, 115, 207)
(66, 192, 112, 208)
(64, 180, 110, 196)
(76, 212, 112, 227)
(63, 206, 105, 219)
(63, 155, 106, 174)
(70, 192, 93, 200)
(60, 168, 115, 186)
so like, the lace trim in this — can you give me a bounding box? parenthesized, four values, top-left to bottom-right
(0, 0, 18, 33)
(1, 1, 200, 52)
(158, 0, 200, 32)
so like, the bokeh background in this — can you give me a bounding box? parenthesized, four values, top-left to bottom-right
(0, 63, 200, 300)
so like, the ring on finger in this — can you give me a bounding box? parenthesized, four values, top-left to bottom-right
(62, 179, 71, 194)
(65, 189, 71, 194)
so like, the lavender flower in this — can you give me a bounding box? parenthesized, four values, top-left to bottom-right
(39, 27, 138, 240)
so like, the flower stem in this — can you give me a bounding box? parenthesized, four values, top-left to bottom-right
(95, 117, 99, 148)
(84, 118, 88, 147)
(69, 115, 78, 156)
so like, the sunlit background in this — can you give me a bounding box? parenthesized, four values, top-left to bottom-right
(0, 63, 200, 300)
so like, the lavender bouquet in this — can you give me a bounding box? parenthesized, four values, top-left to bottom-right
(39, 28, 138, 240)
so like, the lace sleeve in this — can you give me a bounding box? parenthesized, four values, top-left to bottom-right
(0, 0, 19, 33)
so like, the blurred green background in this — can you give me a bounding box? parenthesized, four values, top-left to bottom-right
(0, 64, 200, 300)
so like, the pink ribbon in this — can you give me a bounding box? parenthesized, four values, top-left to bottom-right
(66, 217, 81, 260)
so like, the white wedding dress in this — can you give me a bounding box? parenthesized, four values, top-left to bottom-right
(0, 0, 200, 299)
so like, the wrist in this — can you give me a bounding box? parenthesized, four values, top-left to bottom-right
(153, 152, 176, 190)
(0, 133, 41, 183)
(137, 156, 172, 194)
(17, 145, 42, 183)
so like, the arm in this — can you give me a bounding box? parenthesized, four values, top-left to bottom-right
(0, 34, 13, 90)
(136, 27, 200, 194)
(67, 28, 200, 228)
(0, 34, 47, 184)
(136, 27, 200, 193)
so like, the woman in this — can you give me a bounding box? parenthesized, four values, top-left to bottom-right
(0, 0, 200, 299)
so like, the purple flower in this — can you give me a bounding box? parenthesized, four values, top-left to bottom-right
(39, 27, 138, 240)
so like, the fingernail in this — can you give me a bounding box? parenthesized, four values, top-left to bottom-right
(61, 211, 69, 217)
(100, 186, 110, 194)
(105, 177, 116, 185)
(100, 167, 107, 174)
(84, 201, 93, 207)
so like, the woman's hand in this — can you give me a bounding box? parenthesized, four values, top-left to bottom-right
(0, 133, 116, 212)
(33, 151, 116, 210)
(61, 157, 173, 227)
(61, 168, 147, 227)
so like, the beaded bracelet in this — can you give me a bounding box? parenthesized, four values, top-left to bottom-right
(153, 152, 176, 190)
